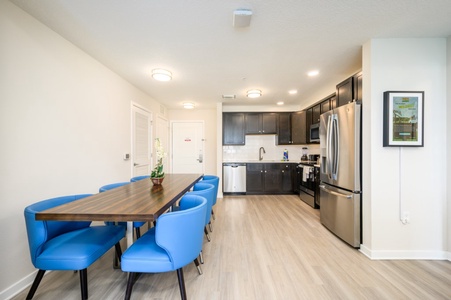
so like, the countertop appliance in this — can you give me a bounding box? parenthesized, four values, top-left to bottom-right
(298, 161, 319, 209)
(223, 163, 246, 194)
(319, 101, 362, 248)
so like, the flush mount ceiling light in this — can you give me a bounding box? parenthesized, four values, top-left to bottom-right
(152, 69, 172, 81)
(246, 89, 262, 98)
(277, 101, 284, 105)
(288, 90, 298, 95)
(183, 102, 195, 109)
(308, 70, 319, 77)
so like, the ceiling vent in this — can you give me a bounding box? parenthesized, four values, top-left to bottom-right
(222, 94, 236, 99)
(233, 9, 252, 27)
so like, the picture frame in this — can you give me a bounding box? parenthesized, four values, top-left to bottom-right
(383, 91, 424, 147)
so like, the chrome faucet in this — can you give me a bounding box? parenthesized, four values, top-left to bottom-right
(259, 147, 266, 161)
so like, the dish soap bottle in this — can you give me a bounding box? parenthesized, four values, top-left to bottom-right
(283, 149, 288, 161)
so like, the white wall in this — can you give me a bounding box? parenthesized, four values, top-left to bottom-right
(167, 109, 217, 176)
(0, 2, 165, 298)
(361, 39, 448, 259)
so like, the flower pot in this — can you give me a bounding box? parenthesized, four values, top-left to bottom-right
(151, 177, 164, 185)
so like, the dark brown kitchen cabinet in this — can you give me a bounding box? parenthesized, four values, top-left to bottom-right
(312, 104, 321, 124)
(245, 113, 278, 134)
(280, 164, 294, 193)
(291, 111, 306, 144)
(277, 113, 291, 145)
(353, 71, 362, 102)
(336, 71, 362, 108)
(246, 163, 265, 193)
(246, 163, 295, 194)
(293, 164, 301, 193)
(336, 76, 354, 107)
(223, 113, 245, 145)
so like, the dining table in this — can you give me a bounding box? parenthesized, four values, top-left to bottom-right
(36, 173, 203, 248)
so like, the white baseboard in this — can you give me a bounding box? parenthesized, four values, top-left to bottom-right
(360, 244, 450, 260)
(0, 269, 39, 300)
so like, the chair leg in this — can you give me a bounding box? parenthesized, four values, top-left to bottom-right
(199, 250, 204, 264)
(208, 221, 213, 232)
(211, 208, 215, 220)
(26, 269, 46, 299)
(176, 268, 187, 300)
(193, 258, 203, 275)
(79, 268, 88, 300)
(113, 241, 123, 268)
(204, 227, 211, 242)
(124, 272, 137, 300)
(135, 227, 141, 239)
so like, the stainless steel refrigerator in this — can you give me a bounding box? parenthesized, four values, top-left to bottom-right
(319, 101, 362, 248)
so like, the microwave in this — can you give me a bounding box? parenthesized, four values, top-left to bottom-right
(310, 123, 320, 143)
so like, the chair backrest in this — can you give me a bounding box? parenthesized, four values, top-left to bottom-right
(24, 194, 93, 265)
(99, 182, 130, 192)
(188, 183, 214, 226)
(130, 175, 150, 182)
(155, 194, 207, 270)
(201, 175, 219, 205)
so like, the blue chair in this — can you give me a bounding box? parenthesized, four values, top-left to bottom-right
(130, 175, 150, 182)
(187, 182, 215, 242)
(200, 175, 219, 223)
(24, 194, 125, 300)
(121, 194, 207, 300)
(99, 182, 146, 239)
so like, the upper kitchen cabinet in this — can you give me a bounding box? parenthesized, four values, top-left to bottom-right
(336, 71, 362, 107)
(245, 113, 278, 134)
(336, 76, 353, 107)
(353, 71, 363, 102)
(312, 103, 321, 124)
(277, 113, 291, 145)
(291, 111, 307, 144)
(223, 113, 245, 145)
(277, 111, 306, 145)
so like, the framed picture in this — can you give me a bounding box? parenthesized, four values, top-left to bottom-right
(383, 91, 424, 147)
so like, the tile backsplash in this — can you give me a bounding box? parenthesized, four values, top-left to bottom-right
(223, 135, 319, 162)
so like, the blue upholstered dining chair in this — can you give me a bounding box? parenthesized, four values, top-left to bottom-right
(24, 194, 125, 300)
(121, 194, 207, 300)
(200, 175, 219, 223)
(99, 182, 146, 239)
(186, 182, 215, 267)
(187, 182, 215, 242)
(130, 175, 150, 182)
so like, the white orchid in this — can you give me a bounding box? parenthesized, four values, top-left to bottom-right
(151, 138, 167, 178)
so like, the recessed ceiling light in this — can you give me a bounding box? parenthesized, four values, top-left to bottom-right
(308, 70, 319, 77)
(247, 89, 262, 98)
(288, 90, 298, 95)
(183, 102, 195, 109)
(277, 101, 284, 105)
(152, 69, 172, 81)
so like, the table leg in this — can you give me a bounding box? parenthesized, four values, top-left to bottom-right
(126, 221, 133, 248)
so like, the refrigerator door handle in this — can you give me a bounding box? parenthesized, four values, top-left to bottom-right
(326, 115, 333, 179)
(332, 115, 339, 180)
(319, 185, 352, 199)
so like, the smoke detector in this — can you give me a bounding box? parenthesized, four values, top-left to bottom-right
(233, 9, 252, 27)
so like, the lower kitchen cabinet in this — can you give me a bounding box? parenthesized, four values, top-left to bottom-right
(246, 163, 295, 194)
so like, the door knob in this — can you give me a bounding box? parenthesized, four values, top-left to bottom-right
(134, 163, 139, 166)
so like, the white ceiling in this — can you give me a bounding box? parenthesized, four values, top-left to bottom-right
(10, 0, 451, 109)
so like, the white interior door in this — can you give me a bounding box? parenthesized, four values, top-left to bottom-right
(171, 121, 204, 174)
(132, 105, 152, 177)
(156, 115, 169, 173)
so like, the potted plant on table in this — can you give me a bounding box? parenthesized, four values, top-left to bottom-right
(150, 138, 167, 185)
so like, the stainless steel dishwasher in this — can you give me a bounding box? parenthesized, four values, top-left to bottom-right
(223, 163, 246, 194)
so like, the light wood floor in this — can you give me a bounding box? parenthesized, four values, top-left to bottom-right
(14, 195, 451, 299)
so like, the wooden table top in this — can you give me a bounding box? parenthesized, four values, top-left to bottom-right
(36, 173, 203, 222)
